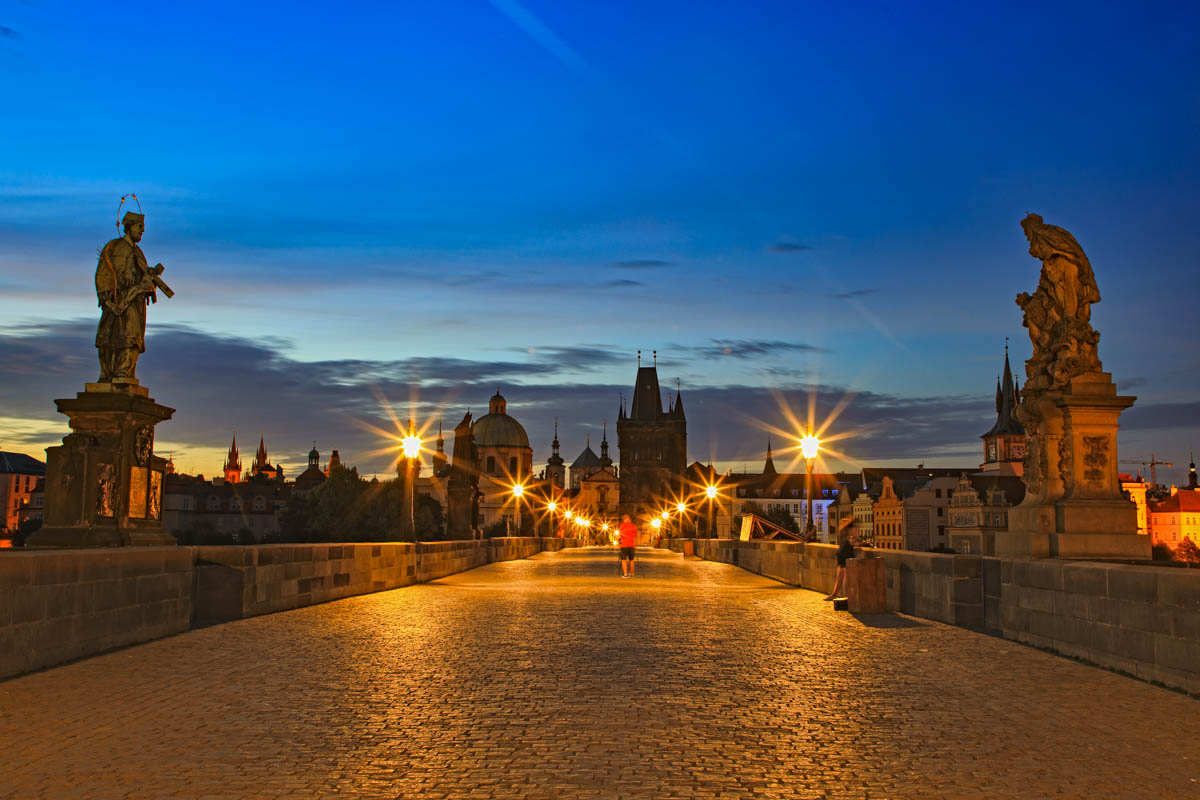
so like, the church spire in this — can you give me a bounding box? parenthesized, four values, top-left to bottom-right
(600, 418, 612, 466)
(1189, 450, 1197, 490)
(763, 436, 777, 475)
(547, 417, 565, 468)
(224, 432, 242, 483)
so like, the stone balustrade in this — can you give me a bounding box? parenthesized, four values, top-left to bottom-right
(668, 537, 1200, 695)
(0, 537, 580, 681)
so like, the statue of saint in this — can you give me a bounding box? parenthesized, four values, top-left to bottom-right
(1016, 214, 1102, 390)
(95, 211, 172, 382)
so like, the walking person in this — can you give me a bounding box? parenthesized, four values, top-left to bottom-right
(618, 514, 638, 578)
(825, 518, 857, 600)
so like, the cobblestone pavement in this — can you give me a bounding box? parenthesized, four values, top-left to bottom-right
(2, 547, 1199, 800)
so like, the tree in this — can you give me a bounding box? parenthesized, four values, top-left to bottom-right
(761, 505, 800, 535)
(1174, 537, 1200, 564)
(14, 518, 42, 547)
(414, 492, 445, 540)
(1152, 541, 1175, 562)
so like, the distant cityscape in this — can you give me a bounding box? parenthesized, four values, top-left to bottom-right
(5, 351, 1197, 558)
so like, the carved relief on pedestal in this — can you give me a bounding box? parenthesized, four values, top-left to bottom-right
(1058, 437, 1073, 496)
(134, 426, 153, 466)
(96, 463, 117, 518)
(1083, 435, 1109, 486)
(148, 470, 162, 520)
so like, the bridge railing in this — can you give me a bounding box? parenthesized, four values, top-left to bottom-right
(666, 537, 1200, 696)
(0, 537, 582, 681)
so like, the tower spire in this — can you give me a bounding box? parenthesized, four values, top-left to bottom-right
(600, 417, 611, 466)
(763, 435, 777, 475)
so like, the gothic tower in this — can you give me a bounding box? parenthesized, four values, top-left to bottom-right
(616, 351, 687, 519)
(980, 344, 1026, 475)
(223, 434, 242, 483)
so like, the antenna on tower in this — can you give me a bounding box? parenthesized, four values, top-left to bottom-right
(653, 349, 657, 366)
(637, 349, 641, 367)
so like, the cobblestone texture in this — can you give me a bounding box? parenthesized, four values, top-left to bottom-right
(2, 547, 1199, 799)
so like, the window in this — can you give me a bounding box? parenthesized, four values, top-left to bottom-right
(230, 497, 242, 512)
(253, 496, 266, 512)
(207, 496, 220, 512)
(486, 456, 496, 474)
(935, 489, 942, 498)
(509, 456, 518, 475)
(937, 507, 943, 517)
(961, 541, 972, 554)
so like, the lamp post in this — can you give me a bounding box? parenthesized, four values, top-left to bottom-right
(511, 483, 525, 536)
(800, 433, 820, 540)
(705, 484, 718, 538)
(401, 420, 422, 542)
(547, 499, 557, 537)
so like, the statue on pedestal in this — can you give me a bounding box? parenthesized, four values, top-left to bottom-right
(30, 201, 176, 548)
(999, 214, 1146, 560)
(446, 412, 480, 539)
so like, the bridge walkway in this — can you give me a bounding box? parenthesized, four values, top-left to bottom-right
(1, 547, 1198, 799)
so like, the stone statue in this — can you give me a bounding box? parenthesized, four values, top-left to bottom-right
(1015, 213, 1102, 391)
(95, 211, 173, 383)
(446, 411, 480, 538)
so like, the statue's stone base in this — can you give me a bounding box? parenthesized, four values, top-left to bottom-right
(28, 385, 176, 549)
(1001, 371, 1150, 561)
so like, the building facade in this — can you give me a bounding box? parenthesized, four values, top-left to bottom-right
(0, 451, 45, 538)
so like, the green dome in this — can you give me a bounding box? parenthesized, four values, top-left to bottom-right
(472, 412, 530, 449)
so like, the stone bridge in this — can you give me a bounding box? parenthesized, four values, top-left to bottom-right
(1, 545, 1198, 799)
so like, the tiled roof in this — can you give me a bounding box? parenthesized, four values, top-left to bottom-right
(0, 451, 45, 475)
(1151, 490, 1200, 514)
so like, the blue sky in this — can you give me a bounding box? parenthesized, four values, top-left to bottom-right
(2, 1, 1198, 480)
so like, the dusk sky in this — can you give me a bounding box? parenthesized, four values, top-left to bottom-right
(2, 1, 1198, 481)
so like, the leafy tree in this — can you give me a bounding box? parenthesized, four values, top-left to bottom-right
(414, 492, 444, 540)
(1151, 541, 1175, 562)
(761, 505, 800, 534)
(1174, 537, 1200, 564)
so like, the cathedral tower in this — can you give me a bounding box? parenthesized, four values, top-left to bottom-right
(223, 434, 242, 484)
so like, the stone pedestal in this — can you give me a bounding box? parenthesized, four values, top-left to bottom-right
(996, 372, 1149, 560)
(28, 381, 176, 547)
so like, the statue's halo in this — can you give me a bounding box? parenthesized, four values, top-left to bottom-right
(115, 193, 142, 233)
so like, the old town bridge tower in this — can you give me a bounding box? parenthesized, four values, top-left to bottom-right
(616, 351, 686, 520)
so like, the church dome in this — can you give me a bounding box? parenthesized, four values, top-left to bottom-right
(472, 412, 531, 449)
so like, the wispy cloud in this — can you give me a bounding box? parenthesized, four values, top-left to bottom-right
(833, 288, 879, 300)
(613, 259, 671, 269)
(601, 279, 644, 288)
(488, 0, 594, 78)
(0, 26, 20, 41)
(767, 241, 815, 253)
(695, 339, 828, 358)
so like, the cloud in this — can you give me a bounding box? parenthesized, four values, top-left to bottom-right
(1118, 377, 1148, 391)
(0, 26, 19, 40)
(766, 241, 815, 253)
(833, 288, 879, 300)
(5, 321, 1189, 482)
(601, 279, 644, 288)
(694, 339, 828, 358)
(613, 259, 671, 269)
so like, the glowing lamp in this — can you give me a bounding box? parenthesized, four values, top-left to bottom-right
(676, 502, 687, 514)
(547, 501, 557, 512)
(800, 434, 820, 460)
(401, 434, 422, 460)
(705, 485, 718, 499)
(512, 484, 525, 498)
(651, 518, 662, 530)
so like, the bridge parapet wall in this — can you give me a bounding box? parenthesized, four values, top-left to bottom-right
(0, 548, 192, 680)
(668, 537, 1200, 695)
(1, 537, 574, 680)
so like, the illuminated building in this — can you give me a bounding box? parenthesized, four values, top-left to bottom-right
(1148, 486, 1200, 548)
(980, 347, 1026, 475)
(0, 451, 44, 540)
(617, 354, 686, 519)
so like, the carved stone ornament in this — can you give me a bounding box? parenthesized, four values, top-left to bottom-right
(1083, 436, 1109, 485)
(1058, 437, 1074, 495)
(135, 425, 153, 466)
(1023, 433, 1044, 496)
(96, 463, 117, 518)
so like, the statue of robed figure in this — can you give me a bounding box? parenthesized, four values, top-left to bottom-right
(95, 210, 173, 383)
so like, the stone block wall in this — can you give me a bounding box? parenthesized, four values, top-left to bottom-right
(1, 536, 573, 680)
(996, 560, 1200, 695)
(193, 543, 418, 625)
(0, 548, 192, 680)
(670, 537, 1200, 696)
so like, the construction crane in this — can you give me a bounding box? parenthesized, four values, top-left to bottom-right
(1120, 454, 1173, 488)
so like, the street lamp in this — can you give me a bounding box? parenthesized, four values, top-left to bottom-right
(511, 483, 525, 536)
(547, 499, 557, 537)
(800, 433, 820, 539)
(705, 484, 718, 538)
(401, 420, 422, 541)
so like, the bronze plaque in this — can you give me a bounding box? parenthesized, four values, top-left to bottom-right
(96, 463, 117, 518)
(129, 466, 148, 519)
(148, 470, 162, 520)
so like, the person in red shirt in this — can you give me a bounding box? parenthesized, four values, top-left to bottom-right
(618, 514, 638, 578)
